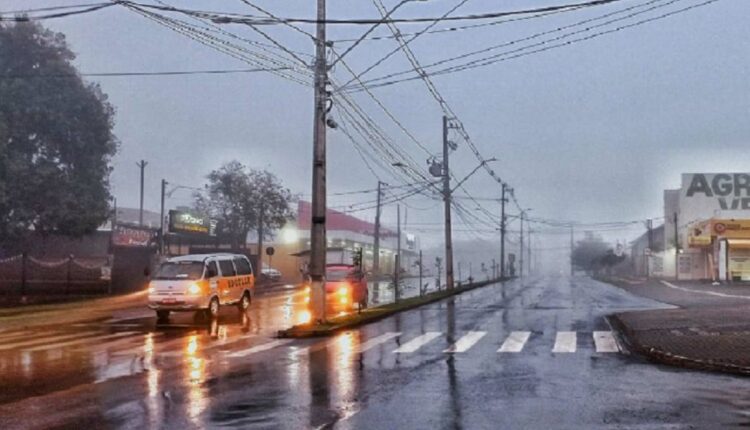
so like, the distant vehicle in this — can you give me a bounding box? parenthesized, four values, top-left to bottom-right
(261, 265, 282, 282)
(325, 264, 368, 310)
(147, 253, 254, 321)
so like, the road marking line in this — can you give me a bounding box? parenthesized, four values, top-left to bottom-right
(552, 331, 577, 353)
(392, 332, 441, 353)
(78, 333, 164, 352)
(661, 280, 750, 300)
(226, 339, 294, 358)
(593, 331, 619, 353)
(444, 331, 487, 353)
(23, 332, 139, 352)
(159, 333, 259, 357)
(0, 332, 99, 351)
(497, 331, 531, 353)
(355, 332, 401, 354)
(0, 332, 49, 343)
(111, 333, 197, 356)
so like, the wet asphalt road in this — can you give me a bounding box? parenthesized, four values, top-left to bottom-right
(3, 276, 750, 429)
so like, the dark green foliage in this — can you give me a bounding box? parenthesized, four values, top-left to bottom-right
(0, 22, 117, 245)
(194, 161, 294, 247)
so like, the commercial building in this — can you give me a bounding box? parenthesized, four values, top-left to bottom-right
(269, 201, 420, 281)
(649, 173, 750, 281)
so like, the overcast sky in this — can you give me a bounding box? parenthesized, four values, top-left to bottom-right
(5, 0, 749, 253)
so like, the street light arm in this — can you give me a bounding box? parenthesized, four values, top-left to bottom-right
(451, 158, 497, 193)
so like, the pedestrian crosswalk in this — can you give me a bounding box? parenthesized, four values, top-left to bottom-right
(0, 327, 621, 360)
(223, 330, 621, 359)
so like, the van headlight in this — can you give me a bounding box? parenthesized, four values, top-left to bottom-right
(147, 283, 156, 294)
(187, 283, 201, 295)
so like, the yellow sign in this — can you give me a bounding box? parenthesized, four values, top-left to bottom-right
(712, 219, 750, 239)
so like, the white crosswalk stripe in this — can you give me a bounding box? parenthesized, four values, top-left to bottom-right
(355, 332, 401, 353)
(226, 339, 294, 358)
(498, 331, 531, 353)
(444, 331, 487, 353)
(159, 333, 259, 357)
(0, 332, 99, 351)
(593, 331, 619, 353)
(552, 331, 577, 353)
(393, 332, 441, 353)
(78, 333, 164, 353)
(0, 331, 48, 343)
(23, 332, 139, 352)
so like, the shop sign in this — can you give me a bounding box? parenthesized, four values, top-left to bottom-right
(112, 224, 156, 247)
(684, 173, 750, 210)
(711, 219, 750, 239)
(169, 210, 217, 236)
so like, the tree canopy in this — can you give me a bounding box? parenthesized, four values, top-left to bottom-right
(572, 233, 626, 273)
(0, 22, 117, 245)
(195, 161, 294, 248)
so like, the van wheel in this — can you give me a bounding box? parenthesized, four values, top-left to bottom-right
(207, 297, 220, 319)
(238, 292, 251, 312)
(156, 310, 170, 321)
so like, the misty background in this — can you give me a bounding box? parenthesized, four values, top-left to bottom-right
(5, 0, 749, 271)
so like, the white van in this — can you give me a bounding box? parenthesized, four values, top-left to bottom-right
(147, 253, 255, 320)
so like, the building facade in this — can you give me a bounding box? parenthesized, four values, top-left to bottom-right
(652, 173, 750, 281)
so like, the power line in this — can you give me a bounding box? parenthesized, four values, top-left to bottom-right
(0, 3, 115, 21)
(329, 6, 588, 43)
(348, 0, 722, 91)
(1, 67, 294, 79)
(350, 0, 671, 90)
(198, 0, 624, 25)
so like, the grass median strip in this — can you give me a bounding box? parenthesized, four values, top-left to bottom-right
(278, 278, 504, 338)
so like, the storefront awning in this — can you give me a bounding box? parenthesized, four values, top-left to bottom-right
(727, 239, 750, 249)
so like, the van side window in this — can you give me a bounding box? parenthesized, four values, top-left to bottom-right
(218, 259, 236, 277)
(235, 258, 252, 275)
(206, 261, 218, 278)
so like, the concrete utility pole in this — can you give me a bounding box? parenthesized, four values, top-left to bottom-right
(395, 204, 401, 302)
(673, 212, 679, 281)
(258, 200, 265, 266)
(160, 179, 167, 254)
(527, 228, 532, 276)
(443, 116, 455, 290)
(519, 211, 524, 279)
(500, 183, 508, 278)
(373, 181, 383, 276)
(418, 250, 423, 296)
(137, 160, 148, 226)
(309, 0, 328, 323)
(646, 218, 653, 279)
(570, 226, 574, 276)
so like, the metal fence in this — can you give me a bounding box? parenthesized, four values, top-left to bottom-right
(0, 253, 111, 296)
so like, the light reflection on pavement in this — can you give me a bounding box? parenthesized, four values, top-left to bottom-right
(5, 277, 747, 429)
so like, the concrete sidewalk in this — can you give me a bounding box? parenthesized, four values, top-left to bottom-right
(605, 277, 750, 375)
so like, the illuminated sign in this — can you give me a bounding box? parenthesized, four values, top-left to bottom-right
(168, 210, 217, 236)
(112, 224, 156, 247)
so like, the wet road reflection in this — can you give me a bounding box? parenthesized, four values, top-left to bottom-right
(6, 278, 750, 429)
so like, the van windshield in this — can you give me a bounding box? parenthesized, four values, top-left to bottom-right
(154, 261, 204, 280)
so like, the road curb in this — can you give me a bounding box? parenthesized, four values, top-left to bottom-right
(608, 313, 750, 376)
(277, 278, 507, 338)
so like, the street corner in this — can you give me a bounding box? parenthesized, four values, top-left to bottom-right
(607, 307, 750, 376)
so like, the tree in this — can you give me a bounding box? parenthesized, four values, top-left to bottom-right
(195, 161, 293, 249)
(0, 22, 117, 247)
(571, 233, 611, 273)
(571, 232, 627, 274)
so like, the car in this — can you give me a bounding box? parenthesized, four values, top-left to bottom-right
(261, 265, 282, 282)
(324, 264, 368, 310)
(147, 253, 255, 321)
